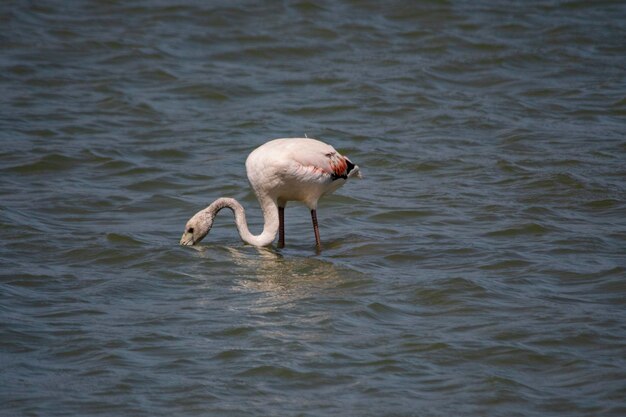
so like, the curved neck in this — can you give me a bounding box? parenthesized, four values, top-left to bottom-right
(208, 196, 278, 247)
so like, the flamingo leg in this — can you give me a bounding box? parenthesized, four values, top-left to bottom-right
(278, 206, 285, 248)
(310, 209, 321, 249)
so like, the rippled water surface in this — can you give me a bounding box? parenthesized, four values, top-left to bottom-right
(2, 1, 625, 416)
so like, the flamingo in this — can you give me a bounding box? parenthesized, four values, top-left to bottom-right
(179, 137, 361, 249)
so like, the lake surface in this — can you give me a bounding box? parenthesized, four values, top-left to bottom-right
(1, 1, 625, 416)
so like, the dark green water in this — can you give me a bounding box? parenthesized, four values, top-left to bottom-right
(1, 1, 625, 416)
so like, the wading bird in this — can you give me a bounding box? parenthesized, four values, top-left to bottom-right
(180, 137, 361, 250)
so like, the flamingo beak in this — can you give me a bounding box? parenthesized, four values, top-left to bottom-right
(180, 232, 195, 246)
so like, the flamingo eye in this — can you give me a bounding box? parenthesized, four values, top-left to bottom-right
(187, 227, 194, 234)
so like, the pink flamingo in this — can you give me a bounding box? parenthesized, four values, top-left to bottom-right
(180, 137, 361, 249)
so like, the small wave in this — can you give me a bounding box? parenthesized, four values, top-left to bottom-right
(3, 153, 80, 174)
(485, 223, 552, 237)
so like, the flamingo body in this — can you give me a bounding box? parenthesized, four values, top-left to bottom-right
(180, 138, 360, 249)
(246, 138, 356, 209)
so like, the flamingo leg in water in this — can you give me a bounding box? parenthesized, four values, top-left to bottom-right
(311, 209, 321, 249)
(278, 206, 285, 248)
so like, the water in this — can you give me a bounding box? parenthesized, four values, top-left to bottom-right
(1, 0, 625, 415)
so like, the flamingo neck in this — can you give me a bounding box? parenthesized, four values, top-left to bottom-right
(208, 196, 278, 247)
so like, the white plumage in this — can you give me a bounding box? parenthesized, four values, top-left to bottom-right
(180, 137, 361, 249)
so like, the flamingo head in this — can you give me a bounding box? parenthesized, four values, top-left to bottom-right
(180, 209, 214, 246)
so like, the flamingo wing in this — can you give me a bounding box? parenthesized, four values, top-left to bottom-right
(284, 139, 356, 181)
